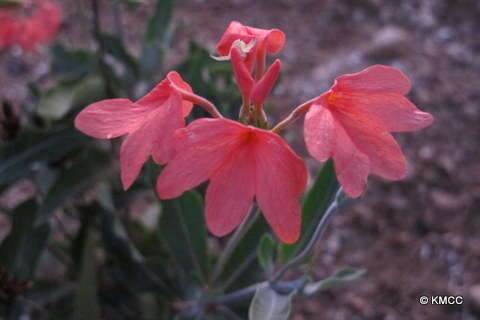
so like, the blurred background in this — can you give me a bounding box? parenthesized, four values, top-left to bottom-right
(1, 0, 479, 319)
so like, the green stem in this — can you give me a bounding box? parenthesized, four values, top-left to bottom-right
(270, 188, 343, 283)
(207, 277, 306, 305)
(91, 0, 114, 98)
(209, 209, 260, 285)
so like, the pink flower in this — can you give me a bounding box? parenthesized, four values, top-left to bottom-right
(156, 118, 307, 244)
(0, 0, 62, 51)
(216, 21, 285, 71)
(75, 72, 194, 190)
(304, 65, 434, 198)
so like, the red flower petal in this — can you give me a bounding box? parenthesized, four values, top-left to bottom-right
(333, 65, 411, 95)
(254, 130, 307, 244)
(331, 91, 434, 132)
(136, 71, 193, 117)
(335, 108, 407, 181)
(230, 47, 255, 98)
(216, 21, 286, 56)
(304, 103, 335, 162)
(166, 71, 194, 116)
(156, 119, 246, 199)
(119, 126, 152, 191)
(136, 80, 171, 108)
(157, 119, 307, 243)
(251, 59, 281, 106)
(120, 92, 184, 190)
(74, 99, 150, 139)
(331, 119, 370, 198)
(150, 92, 185, 164)
(260, 28, 285, 54)
(205, 144, 255, 237)
(216, 21, 254, 56)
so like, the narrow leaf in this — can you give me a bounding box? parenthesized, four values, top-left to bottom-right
(159, 191, 207, 283)
(51, 44, 96, 79)
(38, 77, 106, 120)
(36, 148, 111, 224)
(140, 0, 174, 77)
(99, 32, 139, 76)
(0, 128, 88, 186)
(249, 285, 294, 320)
(98, 203, 171, 294)
(303, 267, 366, 295)
(220, 212, 268, 290)
(257, 234, 275, 274)
(72, 229, 100, 320)
(144, 0, 174, 42)
(0, 201, 50, 280)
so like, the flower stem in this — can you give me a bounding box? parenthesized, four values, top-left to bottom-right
(209, 209, 260, 286)
(270, 188, 343, 283)
(270, 98, 316, 133)
(176, 88, 224, 118)
(238, 95, 251, 123)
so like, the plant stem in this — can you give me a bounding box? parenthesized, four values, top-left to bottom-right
(208, 277, 306, 305)
(270, 188, 343, 282)
(219, 250, 257, 291)
(176, 88, 224, 119)
(91, 0, 114, 98)
(270, 98, 316, 133)
(209, 209, 260, 285)
(211, 282, 266, 305)
(112, 2, 124, 42)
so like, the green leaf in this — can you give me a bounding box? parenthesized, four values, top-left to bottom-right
(257, 234, 275, 274)
(144, 0, 174, 43)
(0, 201, 50, 280)
(249, 285, 294, 320)
(37, 83, 75, 120)
(51, 44, 96, 79)
(280, 160, 339, 262)
(38, 76, 106, 120)
(140, 0, 174, 77)
(99, 32, 139, 77)
(98, 203, 171, 295)
(70, 76, 107, 109)
(36, 148, 111, 225)
(0, 128, 88, 186)
(0, 0, 22, 8)
(220, 213, 268, 290)
(139, 42, 165, 79)
(159, 191, 207, 283)
(72, 229, 100, 320)
(303, 267, 366, 295)
(109, 0, 143, 8)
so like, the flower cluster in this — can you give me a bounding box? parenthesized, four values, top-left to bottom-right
(75, 21, 433, 243)
(0, 0, 62, 51)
